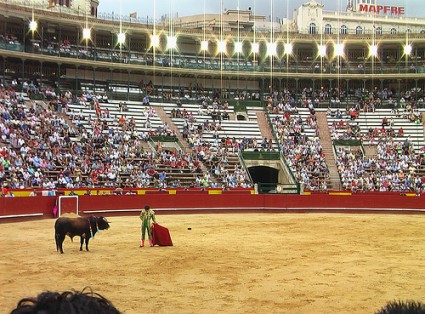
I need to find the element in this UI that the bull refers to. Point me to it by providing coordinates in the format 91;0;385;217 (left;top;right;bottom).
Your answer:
55;216;110;254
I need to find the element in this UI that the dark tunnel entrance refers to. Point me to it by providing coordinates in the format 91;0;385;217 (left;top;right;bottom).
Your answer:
248;166;279;193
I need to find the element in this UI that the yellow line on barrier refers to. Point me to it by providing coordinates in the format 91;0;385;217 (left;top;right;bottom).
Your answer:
208;190;222;195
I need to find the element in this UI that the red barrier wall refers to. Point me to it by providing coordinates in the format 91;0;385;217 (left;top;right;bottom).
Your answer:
1;192;424;222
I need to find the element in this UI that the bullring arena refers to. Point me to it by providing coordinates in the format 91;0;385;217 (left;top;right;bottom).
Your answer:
1;0;425;312
1;210;425;313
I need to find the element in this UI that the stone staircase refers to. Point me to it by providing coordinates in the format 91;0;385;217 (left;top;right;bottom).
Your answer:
154;106;191;153
255;110;275;141
154;106;210;176
316;112;341;190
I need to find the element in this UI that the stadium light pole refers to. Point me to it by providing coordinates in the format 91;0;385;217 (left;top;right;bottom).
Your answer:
268;0;274;96
219;0;224;100
82;10;91;53
252;0;258;71
168;0;176;97
201;0;207;96
236;0;241;96
29;0;37;44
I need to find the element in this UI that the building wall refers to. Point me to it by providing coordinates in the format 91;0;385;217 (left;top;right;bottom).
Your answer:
296;0;425;34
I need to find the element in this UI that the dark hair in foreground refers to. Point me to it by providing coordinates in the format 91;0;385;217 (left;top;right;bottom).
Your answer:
10;287;121;314
376;300;425;314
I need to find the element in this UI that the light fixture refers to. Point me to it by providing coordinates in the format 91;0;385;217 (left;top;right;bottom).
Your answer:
234;42;243;54
267;42;276;56
334;43;344;57
151;34;160;48
201;40;208;51
252;42;259;54
117;32;126;45
404;44;412;56
82;28;91;40
167;36;177;49
29;20;37;32
218;40;226;53
284;43;293;55
318;44;326;57
369;44;378;57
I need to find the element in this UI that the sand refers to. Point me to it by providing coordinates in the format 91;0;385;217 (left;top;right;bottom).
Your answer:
1;213;425;313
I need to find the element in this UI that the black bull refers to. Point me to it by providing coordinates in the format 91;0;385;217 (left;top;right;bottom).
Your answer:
55;216;110;254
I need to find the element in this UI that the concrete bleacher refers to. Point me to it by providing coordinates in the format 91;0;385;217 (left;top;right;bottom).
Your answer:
162;102;268;148
327;108;425;153
65;100;216;187
268;107;319;140
67;101;165;135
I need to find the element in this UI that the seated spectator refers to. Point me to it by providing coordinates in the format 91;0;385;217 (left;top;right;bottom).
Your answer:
143;96;150;106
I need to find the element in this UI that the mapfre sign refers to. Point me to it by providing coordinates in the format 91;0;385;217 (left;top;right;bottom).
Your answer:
358;4;405;15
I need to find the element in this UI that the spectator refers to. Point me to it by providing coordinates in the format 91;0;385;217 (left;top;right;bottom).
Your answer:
10;288;121;314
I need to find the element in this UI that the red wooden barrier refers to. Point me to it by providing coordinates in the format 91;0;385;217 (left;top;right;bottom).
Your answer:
0;192;424;223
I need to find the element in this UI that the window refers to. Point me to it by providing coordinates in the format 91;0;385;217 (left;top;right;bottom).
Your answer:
325;24;332;35
390;28;397;34
375;27;382;35
355;26;363;35
309;23;317;35
340;25;348;35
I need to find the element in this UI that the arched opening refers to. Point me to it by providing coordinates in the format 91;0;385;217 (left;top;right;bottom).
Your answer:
248;166;279;193
236;114;247;121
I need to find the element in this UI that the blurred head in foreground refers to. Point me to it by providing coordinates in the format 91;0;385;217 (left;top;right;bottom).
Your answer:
10;288;121;314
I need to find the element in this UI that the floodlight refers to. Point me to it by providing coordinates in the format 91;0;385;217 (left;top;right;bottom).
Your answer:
318;45;326;57
284;43;293;55
252;42;259;54
201;40;208;51
334;43;344;57
404;44;412;56
168;36;177;49
29;20;37;32
369;44;378;57
117;32;126;45
151;34;160;48
218;40;226;53
234;42;243;54
82;28;91;40
267;42;276;56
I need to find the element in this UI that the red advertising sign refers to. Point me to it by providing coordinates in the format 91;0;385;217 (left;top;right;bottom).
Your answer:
358;4;405;15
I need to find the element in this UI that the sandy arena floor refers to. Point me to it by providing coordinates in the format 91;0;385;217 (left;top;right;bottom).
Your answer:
1;213;425;313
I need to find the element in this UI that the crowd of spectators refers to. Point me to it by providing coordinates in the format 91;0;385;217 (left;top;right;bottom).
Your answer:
168;98;254;189
335;141;424;192
267;96;330;191
0;81;253;190
1;74;424;193
328;92;425;193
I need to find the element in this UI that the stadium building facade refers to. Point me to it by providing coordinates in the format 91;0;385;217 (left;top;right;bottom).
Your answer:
0;0;424;100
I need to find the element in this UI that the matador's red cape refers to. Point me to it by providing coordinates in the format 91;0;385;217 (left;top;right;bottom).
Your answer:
152;223;173;246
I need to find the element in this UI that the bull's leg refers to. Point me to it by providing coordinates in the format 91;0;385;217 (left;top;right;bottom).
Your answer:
85;238;90;251
55;233;59;252
79;236;84;251
57;234;65;254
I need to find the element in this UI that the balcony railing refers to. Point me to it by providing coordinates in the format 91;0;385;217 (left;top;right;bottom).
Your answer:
1;41;424;76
